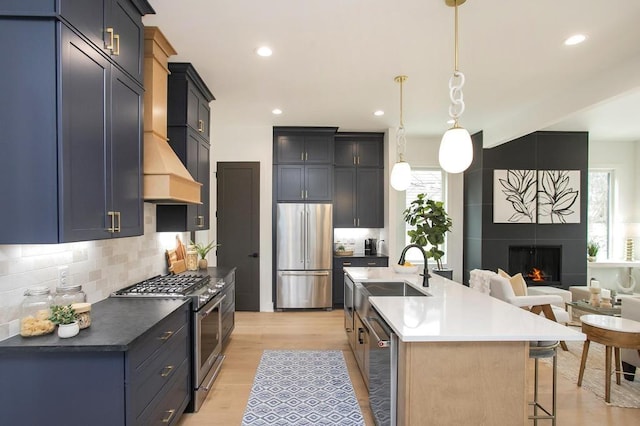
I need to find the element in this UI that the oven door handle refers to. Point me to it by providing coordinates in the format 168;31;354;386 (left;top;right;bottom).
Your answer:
202;294;226;316
362;316;391;348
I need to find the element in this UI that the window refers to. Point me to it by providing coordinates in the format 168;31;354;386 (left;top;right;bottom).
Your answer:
588;170;612;258
404;168;445;263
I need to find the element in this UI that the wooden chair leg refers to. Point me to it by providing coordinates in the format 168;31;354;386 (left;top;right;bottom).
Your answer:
614;347;622;385
578;339;590;387
605;346;612;403
538;304;568;351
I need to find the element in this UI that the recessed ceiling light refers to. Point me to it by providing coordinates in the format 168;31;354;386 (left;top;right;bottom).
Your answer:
272;108;282;115
564;34;586;46
374;110;384;116
256;46;273;57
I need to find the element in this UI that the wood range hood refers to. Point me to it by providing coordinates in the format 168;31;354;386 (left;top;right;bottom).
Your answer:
142;27;202;205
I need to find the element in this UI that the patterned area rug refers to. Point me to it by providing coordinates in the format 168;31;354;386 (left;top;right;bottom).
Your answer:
242;350;365;425
543;338;640;408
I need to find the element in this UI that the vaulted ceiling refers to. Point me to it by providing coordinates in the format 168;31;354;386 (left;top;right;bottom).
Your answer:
144;0;640;147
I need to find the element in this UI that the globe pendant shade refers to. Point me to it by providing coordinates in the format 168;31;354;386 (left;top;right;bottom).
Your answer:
439;127;473;173
390;161;412;191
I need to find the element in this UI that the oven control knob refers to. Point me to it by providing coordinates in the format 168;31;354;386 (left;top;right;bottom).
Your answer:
199;295;209;304
207;288;217;294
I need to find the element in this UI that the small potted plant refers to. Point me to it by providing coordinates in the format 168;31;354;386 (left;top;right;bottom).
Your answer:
587;241;599;262
403;194;453;279
191;240;220;269
49;305;79;338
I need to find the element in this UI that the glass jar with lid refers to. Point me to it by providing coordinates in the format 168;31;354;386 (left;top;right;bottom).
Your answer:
20;286;55;337
54;284;86;306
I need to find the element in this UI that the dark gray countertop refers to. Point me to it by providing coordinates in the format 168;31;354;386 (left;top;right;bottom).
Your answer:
0;298;190;353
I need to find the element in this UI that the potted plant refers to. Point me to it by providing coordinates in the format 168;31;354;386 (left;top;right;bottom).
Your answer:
191;240;220;269
49;305;79;338
587;241;599;262
403;194;453;279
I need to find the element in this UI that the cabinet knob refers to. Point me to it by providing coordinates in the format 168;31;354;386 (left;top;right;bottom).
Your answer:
160;365;174;377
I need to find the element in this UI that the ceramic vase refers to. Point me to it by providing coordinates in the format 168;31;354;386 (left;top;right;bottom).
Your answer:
198;258;208;269
58;321;79;338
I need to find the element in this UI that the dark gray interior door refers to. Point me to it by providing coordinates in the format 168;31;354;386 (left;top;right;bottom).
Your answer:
217;162;260;311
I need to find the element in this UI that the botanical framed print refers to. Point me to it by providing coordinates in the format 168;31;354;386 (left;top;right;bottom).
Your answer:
537;170;580;224
493;169;537;223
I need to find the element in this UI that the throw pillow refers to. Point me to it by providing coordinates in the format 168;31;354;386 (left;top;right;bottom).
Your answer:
497;268;527;297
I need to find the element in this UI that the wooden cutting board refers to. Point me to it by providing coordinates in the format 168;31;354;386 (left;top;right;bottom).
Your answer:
166;249;186;274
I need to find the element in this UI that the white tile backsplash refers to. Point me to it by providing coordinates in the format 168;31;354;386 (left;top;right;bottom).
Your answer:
0;203;187;341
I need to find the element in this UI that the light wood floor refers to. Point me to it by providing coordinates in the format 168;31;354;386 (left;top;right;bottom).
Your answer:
178;311;639;425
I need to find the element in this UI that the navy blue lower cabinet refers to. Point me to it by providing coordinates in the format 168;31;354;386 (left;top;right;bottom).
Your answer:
0;302;190;425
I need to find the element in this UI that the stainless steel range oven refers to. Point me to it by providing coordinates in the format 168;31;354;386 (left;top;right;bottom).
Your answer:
111;272;229;412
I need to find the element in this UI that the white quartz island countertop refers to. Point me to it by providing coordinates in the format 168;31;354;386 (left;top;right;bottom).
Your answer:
344;267;586;343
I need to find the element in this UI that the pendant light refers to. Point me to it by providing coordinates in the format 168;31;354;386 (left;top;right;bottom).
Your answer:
390;75;411;191
438;0;473;174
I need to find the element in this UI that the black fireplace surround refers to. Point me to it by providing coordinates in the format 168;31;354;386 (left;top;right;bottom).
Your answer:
509;245;562;287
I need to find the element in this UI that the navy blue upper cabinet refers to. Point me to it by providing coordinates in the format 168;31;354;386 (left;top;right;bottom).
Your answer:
0;1;150;243
274;127;337;164
157;63;215;232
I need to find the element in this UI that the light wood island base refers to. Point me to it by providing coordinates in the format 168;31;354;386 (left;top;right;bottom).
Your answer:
397;341;528;426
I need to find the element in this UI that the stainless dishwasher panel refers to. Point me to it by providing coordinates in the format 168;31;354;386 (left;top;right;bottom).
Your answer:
364;310;398;426
276;270;332;309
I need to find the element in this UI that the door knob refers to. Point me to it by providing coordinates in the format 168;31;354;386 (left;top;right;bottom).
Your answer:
248;253;259;258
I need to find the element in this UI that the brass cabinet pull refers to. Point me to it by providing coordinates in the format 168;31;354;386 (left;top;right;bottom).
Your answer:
305;152;308;161
159;330;174;340
197;215;204;227
353;218;356;226
301;152;304;161
105;27;114;50
107;211;116;233
161;409;176;423
357;218;360;227
160;365;174;377
353;156;356;165
367;262;376;266
343;262;352;266
304;190;308;199
301;190;304;199
357;156;360;165
112;34;120;56
115;211;121;232
198;119;204;132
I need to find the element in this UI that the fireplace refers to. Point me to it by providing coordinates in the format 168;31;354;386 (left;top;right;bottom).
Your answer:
508;245;562;287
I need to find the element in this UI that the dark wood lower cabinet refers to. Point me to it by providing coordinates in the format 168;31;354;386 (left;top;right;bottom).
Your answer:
0;303;190;425
333;256;389;307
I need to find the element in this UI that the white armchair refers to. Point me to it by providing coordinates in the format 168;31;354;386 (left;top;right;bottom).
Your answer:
621;297;640;380
488;272;570;350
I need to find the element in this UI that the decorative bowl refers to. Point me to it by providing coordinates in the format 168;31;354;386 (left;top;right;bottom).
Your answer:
392;263;420;274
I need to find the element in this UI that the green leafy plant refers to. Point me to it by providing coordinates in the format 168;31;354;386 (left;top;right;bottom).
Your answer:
49;305;78;325
587;241;599;257
403;194;453;270
191;240;220;259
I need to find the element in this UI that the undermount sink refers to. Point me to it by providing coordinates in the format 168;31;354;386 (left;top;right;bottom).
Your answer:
360;281;429;297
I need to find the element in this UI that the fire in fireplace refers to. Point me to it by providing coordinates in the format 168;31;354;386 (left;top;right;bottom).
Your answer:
508;246;562;287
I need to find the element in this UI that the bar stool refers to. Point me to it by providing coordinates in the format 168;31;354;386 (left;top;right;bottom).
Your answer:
529;341;559;425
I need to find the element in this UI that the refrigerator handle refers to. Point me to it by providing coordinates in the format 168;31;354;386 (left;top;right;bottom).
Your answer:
300;210;305;264
280;271;330;276
306;210;310;263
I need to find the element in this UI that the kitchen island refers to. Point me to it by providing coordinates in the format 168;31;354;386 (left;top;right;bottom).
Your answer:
345;267;585;426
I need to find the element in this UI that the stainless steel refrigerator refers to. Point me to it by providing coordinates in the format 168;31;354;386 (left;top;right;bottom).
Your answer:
276;203;332;309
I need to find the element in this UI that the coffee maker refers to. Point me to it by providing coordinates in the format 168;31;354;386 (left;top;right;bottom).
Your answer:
365;238;377;255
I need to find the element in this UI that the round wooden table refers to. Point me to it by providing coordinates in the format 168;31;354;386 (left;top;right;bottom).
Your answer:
577;314;640;402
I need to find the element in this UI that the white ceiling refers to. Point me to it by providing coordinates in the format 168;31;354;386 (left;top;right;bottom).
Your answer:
143;0;640;147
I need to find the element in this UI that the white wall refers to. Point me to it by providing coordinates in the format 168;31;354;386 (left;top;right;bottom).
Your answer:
589;140;639;260
386;130;464;282
0;204;186;340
